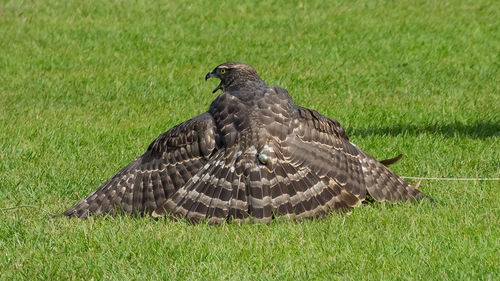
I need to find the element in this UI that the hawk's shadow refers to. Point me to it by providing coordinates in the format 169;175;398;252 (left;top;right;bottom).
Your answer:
348;121;499;139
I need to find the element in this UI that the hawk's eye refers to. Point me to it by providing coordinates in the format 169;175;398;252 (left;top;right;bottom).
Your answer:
220;68;226;74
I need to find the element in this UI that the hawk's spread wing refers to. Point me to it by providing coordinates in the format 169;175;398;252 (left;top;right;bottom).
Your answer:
288;104;430;205
151;86;430;223
65;62;432;222
63;112;217;218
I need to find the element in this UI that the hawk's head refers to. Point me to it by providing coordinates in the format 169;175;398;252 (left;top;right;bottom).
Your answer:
205;62;261;93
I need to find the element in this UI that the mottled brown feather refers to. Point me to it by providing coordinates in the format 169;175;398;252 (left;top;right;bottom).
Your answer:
64;62;432;222
63;112;217;218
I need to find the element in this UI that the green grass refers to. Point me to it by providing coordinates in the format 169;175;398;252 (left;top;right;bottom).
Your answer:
1;0;499;279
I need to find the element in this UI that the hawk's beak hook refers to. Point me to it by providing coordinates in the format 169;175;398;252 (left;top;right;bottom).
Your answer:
205;71;222;93
205;72;215;81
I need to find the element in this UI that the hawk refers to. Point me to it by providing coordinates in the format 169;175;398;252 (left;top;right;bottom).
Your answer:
63;62;432;223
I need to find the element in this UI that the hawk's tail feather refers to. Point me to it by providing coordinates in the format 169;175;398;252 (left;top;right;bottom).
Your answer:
379;154;403;167
273;144;339;220
297;171;330;218
270;161;295;218
276;139;364;218
152;148;431;224
272;153;311;219
247;164;273;223
152;151;234;223
205;163;233;223
295;160;338;218
228;174;250;222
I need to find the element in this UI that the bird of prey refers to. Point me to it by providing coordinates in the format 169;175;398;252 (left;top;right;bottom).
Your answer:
63;62;432;223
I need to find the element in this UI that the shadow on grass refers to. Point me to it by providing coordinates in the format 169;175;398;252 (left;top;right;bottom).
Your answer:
349;121;500;139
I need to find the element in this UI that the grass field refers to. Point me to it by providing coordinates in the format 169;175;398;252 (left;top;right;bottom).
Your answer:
1;0;499;280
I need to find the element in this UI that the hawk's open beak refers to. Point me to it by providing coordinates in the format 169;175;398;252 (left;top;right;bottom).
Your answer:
205;72;216;81
205;71;223;93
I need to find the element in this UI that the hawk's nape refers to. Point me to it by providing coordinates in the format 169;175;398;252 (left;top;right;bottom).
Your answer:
63;62;432;222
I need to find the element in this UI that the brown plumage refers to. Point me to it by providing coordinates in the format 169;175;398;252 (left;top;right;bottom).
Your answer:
63;62;432;222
